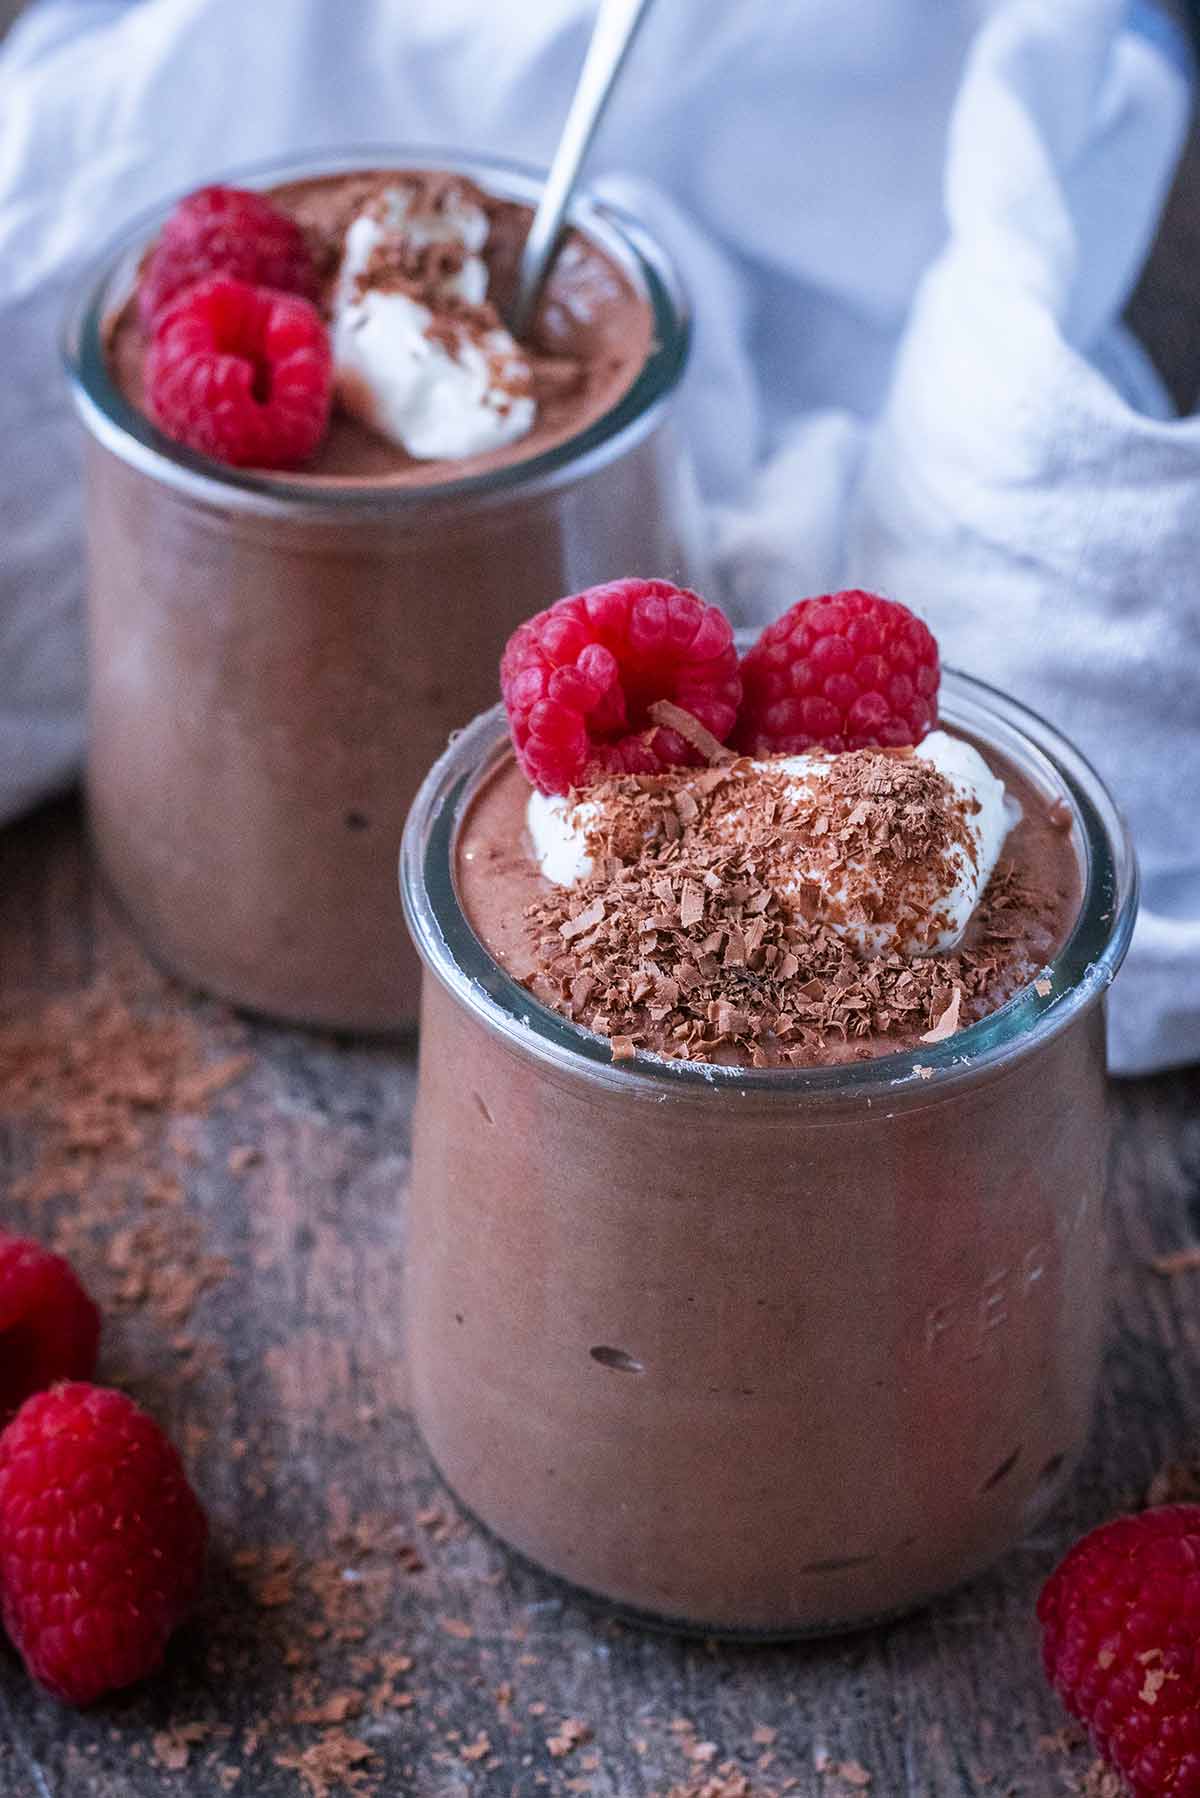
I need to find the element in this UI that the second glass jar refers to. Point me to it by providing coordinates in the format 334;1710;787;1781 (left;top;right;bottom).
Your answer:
65;149;699;1032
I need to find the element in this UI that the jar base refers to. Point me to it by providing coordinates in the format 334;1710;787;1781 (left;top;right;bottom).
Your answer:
90;847;420;1038
414;1431;1078;1643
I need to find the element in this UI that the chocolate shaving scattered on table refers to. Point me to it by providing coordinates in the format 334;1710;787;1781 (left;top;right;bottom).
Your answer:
524;751;1054;1065
0;977;242;1330
1148;1244;1200;1277
1144;1459;1200;1506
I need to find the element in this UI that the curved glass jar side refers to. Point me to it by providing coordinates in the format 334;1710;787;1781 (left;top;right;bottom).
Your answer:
400;669;1138;1108
407;961;1108;1633
62;146;691;522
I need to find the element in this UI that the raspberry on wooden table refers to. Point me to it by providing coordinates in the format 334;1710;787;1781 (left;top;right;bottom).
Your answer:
736;589;939;755
500;578;742;795
138;185;320;329
147;275;333;469
0;1232;99;1423
1038;1505;1200;1796
0;1383;208;1705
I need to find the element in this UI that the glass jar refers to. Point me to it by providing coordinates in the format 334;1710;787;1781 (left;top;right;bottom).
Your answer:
400;670;1137;1636
63;149;699;1032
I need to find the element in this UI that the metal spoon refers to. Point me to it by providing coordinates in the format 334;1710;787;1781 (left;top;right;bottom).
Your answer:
508;0;656;341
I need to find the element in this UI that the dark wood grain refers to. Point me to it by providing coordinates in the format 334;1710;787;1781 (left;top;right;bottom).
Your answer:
1129;92;1200;414
0;794;1197;1798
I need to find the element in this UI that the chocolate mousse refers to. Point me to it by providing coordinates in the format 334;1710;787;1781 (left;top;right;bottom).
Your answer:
74;161;689;1031
105;168;654;484
456;734;1080;1067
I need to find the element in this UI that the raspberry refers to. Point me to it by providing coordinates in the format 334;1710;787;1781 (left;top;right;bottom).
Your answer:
147;275;333;469
735;589;939;754
0;1232;99;1424
0;1383;208;1705
138;184;320;329
500;579;742;795
1038;1506;1200;1796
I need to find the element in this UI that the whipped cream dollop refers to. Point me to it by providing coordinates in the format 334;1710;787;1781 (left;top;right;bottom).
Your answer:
331;182;535;461
526;730;1022;957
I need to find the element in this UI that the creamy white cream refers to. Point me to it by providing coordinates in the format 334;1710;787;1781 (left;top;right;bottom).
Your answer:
908;730;1021;946
526;730;1021;957
331;190;535;461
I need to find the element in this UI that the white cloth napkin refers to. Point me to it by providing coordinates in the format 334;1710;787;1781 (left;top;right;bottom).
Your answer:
0;0;1194;1071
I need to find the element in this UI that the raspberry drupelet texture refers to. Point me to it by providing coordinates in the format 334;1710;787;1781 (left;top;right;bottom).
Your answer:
501;579;742;795
0;1383;208;1705
137;185;320;329
147;275;333;469
736;589;939;755
1038;1505;1200;1796
0;1232;100;1424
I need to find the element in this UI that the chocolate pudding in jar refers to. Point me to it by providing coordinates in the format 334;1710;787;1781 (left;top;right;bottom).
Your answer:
64;152;697;1031
401;582;1137;1636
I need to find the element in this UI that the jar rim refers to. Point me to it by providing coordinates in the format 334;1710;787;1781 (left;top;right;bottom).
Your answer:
400;666;1138;1100
61;145;691;520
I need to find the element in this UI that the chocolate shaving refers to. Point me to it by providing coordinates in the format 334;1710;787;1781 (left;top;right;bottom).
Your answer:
680;881;706;929
520;752;1060;1067
1149;1246;1200;1277
920;984;963;1044
647;701;736;766
560;898;605;941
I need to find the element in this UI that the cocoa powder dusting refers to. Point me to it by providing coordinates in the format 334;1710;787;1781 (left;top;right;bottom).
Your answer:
525;752;1055;1065
356;232;471;303
291;170;481;286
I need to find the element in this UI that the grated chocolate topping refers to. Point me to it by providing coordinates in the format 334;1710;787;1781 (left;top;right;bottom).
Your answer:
521;748;1056;1066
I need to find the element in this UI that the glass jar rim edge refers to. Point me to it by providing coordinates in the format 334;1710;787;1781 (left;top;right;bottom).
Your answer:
62;145;692;517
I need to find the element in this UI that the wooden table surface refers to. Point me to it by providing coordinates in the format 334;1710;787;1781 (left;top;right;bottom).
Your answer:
2;812;1199;1798
2;39;1200;1798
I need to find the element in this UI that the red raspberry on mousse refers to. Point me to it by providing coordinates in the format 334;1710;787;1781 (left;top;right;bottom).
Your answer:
736;589;939;755
0;1231;99;1424
1038;1505;1200;1796
138;184;320;329
147;274;333;469
500;578;742;796
0;1383;208;1705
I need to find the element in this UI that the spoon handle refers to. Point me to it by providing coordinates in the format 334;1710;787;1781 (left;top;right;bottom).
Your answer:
508;0;656;340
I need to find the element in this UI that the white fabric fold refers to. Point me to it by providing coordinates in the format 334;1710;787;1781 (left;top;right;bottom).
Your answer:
0;0;1195;1069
